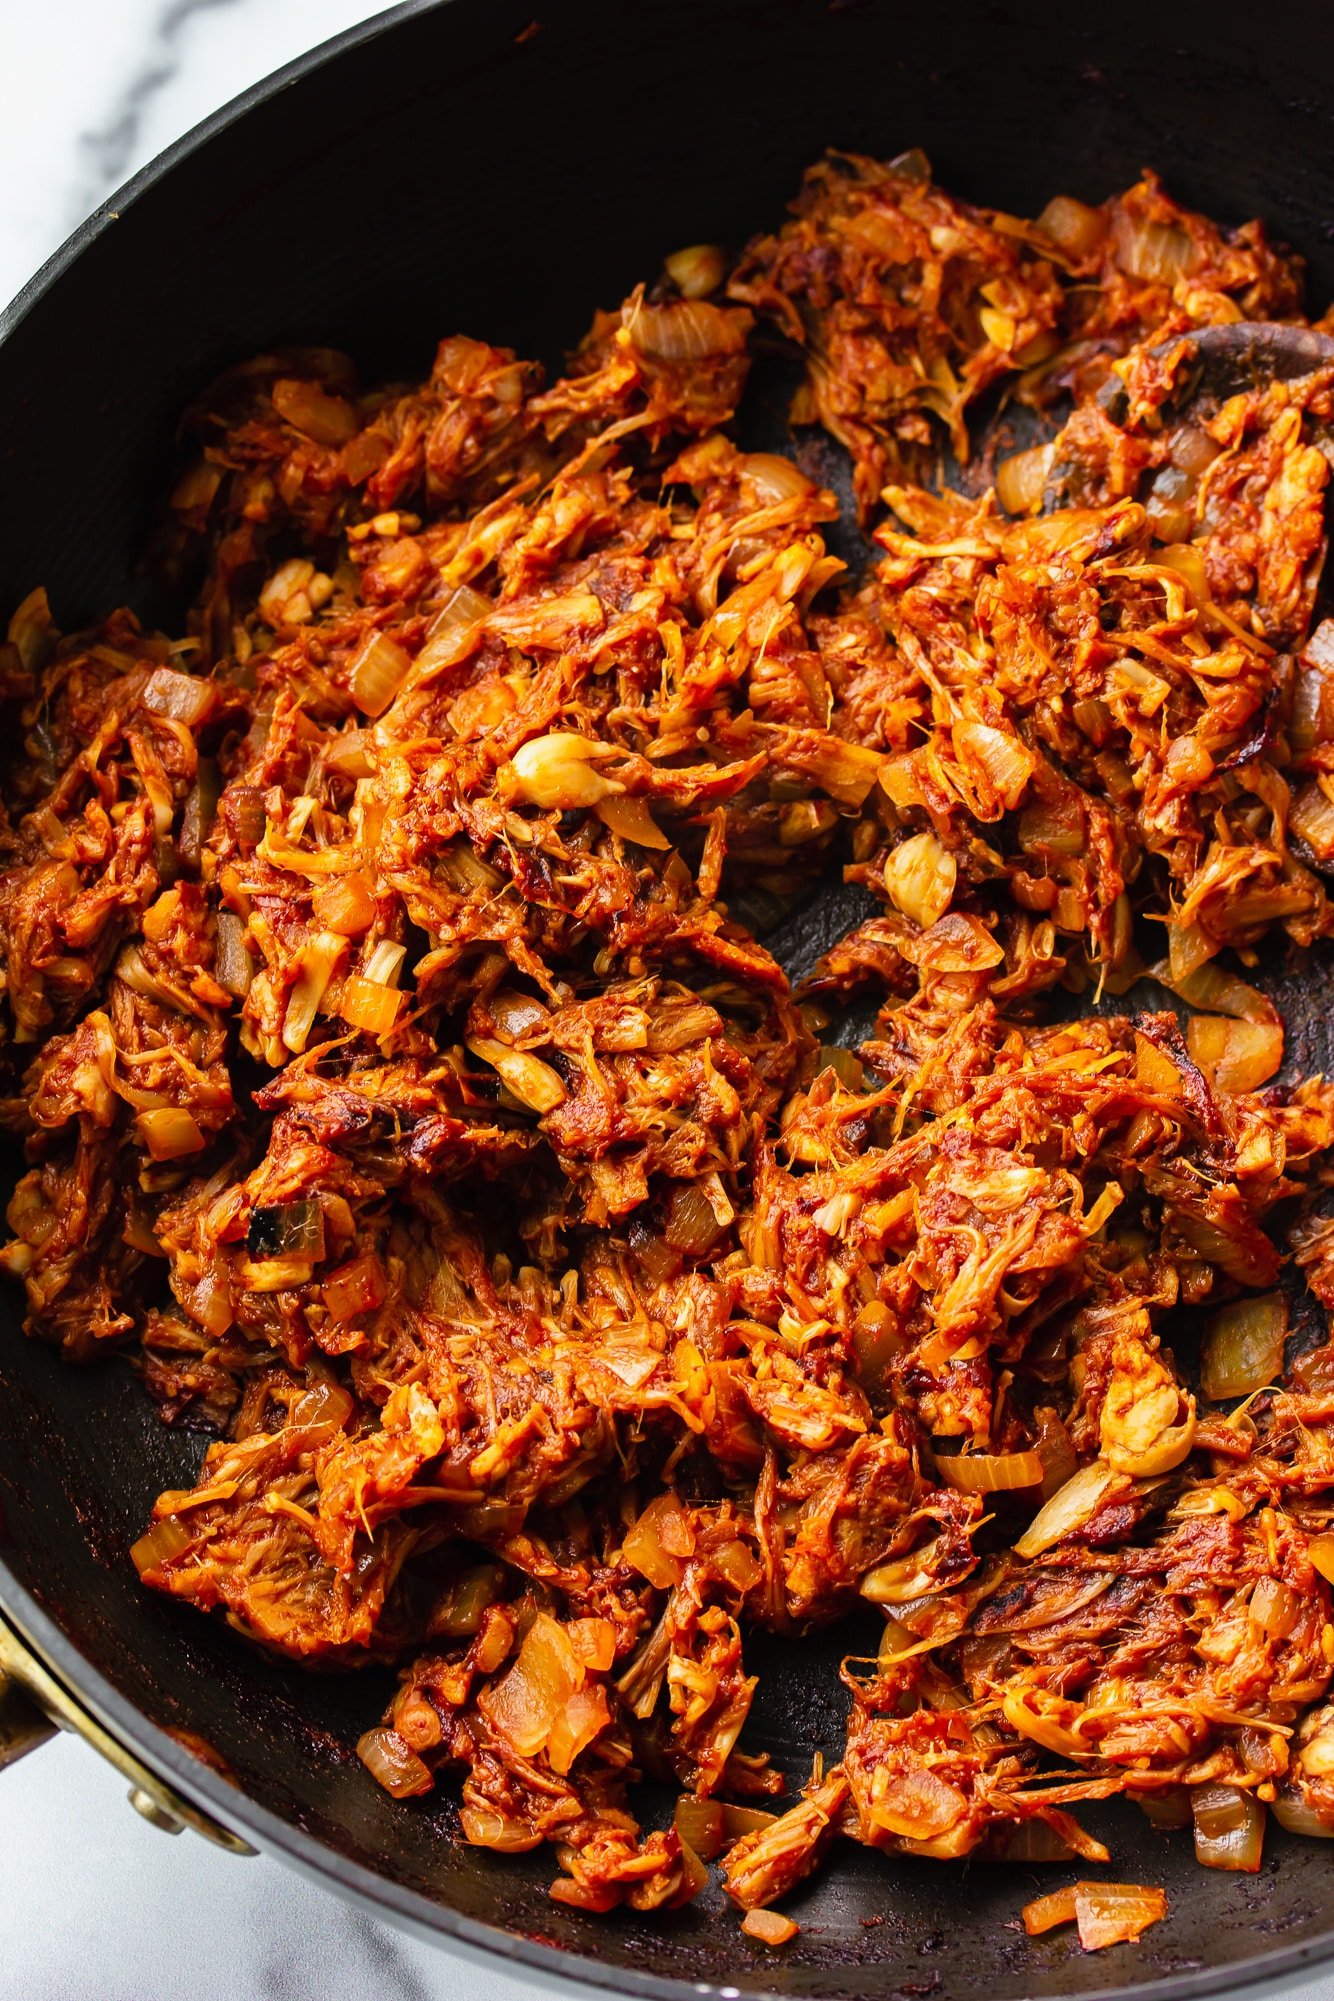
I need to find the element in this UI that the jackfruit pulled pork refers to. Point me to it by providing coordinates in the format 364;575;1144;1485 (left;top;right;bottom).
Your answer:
4;152;1334;1926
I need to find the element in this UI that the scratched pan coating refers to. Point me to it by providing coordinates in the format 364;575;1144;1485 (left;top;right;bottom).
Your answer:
3;2;1334;1996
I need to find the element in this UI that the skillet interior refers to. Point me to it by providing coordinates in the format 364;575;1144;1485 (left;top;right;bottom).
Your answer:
4;1;1334;1994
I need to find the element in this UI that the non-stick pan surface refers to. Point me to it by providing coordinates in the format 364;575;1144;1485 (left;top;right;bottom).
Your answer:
4;3;1334;1996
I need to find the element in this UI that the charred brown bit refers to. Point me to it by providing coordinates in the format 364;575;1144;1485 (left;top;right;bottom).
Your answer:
6;151;1334;1929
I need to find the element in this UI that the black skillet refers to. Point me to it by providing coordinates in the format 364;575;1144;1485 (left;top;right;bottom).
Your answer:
5;1;1334;1995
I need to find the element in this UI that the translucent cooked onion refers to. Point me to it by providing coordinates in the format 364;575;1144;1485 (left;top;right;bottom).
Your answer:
1111;211;1197;283
356;1725;434;1798
142;665;216;727
674;1793;725;1861
1270;1790;1334;1838
996;443;1054;516
415;585;492;680
271;376;359;448
1192;1784;1265;1871
936;1448;1044;1494
1201;1294;1287;1401
624;297;747;362
1073;1883;1169;1951
1022;1885;1078;1936
1187;1014;1283;1094
884;830;956;930
1037;194;1107;259
1014;1461;1120;1559
322;1252;388;1323
1290;779;1334;863
663;1179;726;1254
1308;1534;1334;1584
129;1515;193;1575
432;1564;506;1638
952;718;1035;811
721;1802;779;1839
623;1490;695;1588
594;793;671;848
1017;795;1084;855
347;630;412;717
664;243;727;299
738;453;813;506
460;1805;543;1853
339;977;404;1037
135;1107;206;1161
290;1379;355;1441
740;1909;798;1947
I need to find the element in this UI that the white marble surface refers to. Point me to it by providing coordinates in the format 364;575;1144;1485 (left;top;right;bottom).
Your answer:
2;5;1334;1999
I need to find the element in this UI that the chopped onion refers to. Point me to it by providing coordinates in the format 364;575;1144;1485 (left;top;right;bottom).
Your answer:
741;1909;798;1947
272;376;359;447
326;728;375;779
1192;1784;1265;1871
1270;1790;1334;1839
1022;1885;1078;1936
1201;1294;1287;1401
721;1802;778;1839
1290;780;1334;863
663;1179;726;1254
136;1107;206;1161
624;297;747;363
323;1252;388;1323
290;1379;355;1442
664;243;727;299
623;1490;695;1588
488;988;551;1040
674;1794;725;1861
738;453;813;506
1187;1014;1283;1095
996;443;1054;517
339;977;404;1037
1136;1789;1193;1830
141;666;216;728
1023;1881;1168;1949
129;1515;193;1575
356;1725;434;1799
867;1763;966;1839
415;585;491;680
1037;194;1107;260
459;1806;542;1853
936;1448;1044;1494
952;718;1035;811
1014;1461;1120;1559
1073;1883;1169;1951
348;631;412;717
1018;795;1085;855
595;794;671;849
884;830;956;930
1111;211;1197;283
981;1819;1078;1863
1308;1534;1334;1584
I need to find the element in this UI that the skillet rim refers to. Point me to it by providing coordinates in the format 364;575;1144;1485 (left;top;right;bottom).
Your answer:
1;3;1334;1994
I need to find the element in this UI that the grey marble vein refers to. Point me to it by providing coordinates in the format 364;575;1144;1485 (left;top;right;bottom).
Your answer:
69;0;244;225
